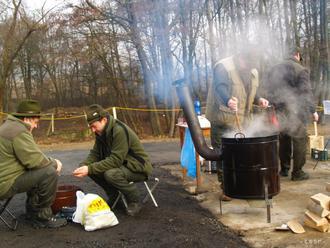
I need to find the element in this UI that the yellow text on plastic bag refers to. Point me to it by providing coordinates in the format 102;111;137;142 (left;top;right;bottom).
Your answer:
87;197;110;214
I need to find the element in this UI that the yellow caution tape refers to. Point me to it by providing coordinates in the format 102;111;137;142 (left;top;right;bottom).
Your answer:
107;107;182;112
1;104;324;120
0;107;182;120
40;115;86;121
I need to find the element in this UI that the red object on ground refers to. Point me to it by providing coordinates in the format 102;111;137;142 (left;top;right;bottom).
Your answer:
51;184;81;214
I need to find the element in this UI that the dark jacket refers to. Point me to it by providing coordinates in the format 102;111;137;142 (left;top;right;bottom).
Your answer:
0;115;57;198
83;114;152;177
267;57;315;124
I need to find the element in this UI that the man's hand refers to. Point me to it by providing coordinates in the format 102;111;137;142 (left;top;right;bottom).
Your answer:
313;112;319;122
54;159;62;174
227;97;238;111
258;98;269;109
73;166;88;178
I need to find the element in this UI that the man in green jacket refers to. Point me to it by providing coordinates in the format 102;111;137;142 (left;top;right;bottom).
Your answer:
0;100;67;228
73;104;153;216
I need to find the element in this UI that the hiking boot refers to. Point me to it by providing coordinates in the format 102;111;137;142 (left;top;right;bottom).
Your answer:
126;202;141;217
280;169;289;177
291;171;309;181
28;216;67;229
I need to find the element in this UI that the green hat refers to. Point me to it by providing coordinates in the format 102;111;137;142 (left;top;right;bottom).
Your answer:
12;100;42;117
287;46;303;61
288;46;301;55
85;104;107;125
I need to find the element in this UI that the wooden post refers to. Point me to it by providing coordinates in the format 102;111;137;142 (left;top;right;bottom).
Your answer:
179;126;187;181
196;152;201;191
84;112;89;127
178;125;210;192
112;107;117;119
51;113;54;133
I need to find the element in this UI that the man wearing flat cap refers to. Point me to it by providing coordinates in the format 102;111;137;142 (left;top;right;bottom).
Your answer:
73;104;152;216
0;100;67;228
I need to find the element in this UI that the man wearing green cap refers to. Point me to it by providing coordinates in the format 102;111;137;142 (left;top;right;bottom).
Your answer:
0;100;67;228
73;104;153;216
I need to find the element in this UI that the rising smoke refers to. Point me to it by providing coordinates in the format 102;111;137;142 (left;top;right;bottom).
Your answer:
223;112;279;138
216;12;316;139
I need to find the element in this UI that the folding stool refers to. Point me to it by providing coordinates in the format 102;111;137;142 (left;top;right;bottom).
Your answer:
0;197;18;230
112;177;160;209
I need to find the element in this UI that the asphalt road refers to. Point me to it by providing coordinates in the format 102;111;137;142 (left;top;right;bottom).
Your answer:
46;140;182;176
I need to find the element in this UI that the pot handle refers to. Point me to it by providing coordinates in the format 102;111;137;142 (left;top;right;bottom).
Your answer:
234;132;245;140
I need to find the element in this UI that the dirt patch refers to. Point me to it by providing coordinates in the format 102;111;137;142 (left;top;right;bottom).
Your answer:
0;166;249;248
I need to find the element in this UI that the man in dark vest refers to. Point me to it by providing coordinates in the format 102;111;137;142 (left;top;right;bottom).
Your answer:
206;49;269;200
267;47;318;181
0;100;67;228
73;104;153;216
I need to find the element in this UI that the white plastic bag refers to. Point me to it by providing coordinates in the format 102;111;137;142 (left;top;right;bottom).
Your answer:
72;190;85;224
73;190;119;231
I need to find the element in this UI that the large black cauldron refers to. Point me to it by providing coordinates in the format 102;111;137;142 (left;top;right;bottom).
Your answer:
221;134;280;199
173;79;280;199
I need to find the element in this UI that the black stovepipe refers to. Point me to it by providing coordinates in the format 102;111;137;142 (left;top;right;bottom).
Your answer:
173;78;222;161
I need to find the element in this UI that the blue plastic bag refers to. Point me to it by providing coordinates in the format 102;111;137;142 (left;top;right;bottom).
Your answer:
180;128;196;178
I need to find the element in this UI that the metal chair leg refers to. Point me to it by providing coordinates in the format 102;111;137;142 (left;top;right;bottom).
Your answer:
112;192;128;209
142;178;159;207
112;178;159;209
0;198;18;231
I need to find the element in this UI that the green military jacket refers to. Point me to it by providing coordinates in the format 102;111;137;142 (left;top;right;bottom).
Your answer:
0;115;57;198
206;56;259;126
83;114;152;177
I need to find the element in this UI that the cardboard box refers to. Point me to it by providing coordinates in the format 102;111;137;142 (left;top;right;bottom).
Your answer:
309;122;324;150
309;136;324;151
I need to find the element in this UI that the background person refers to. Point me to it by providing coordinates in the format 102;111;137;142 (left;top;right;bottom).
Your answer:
266;47;318;181
205;48;269;200
73;104;153;216
0;100;67;228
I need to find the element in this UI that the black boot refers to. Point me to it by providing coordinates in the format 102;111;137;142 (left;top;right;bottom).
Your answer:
279;168;289;177
291;170;309;181
126;202;141;216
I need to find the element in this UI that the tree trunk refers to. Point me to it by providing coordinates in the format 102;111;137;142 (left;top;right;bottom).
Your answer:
283;0;291;47
126;0;162;136
319;0;329;100
289;0;299;47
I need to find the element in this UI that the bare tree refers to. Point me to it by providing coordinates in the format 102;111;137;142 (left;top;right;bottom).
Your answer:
0;0;41;113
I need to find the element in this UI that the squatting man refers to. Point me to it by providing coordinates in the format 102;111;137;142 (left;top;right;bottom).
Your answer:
73;104;153;216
